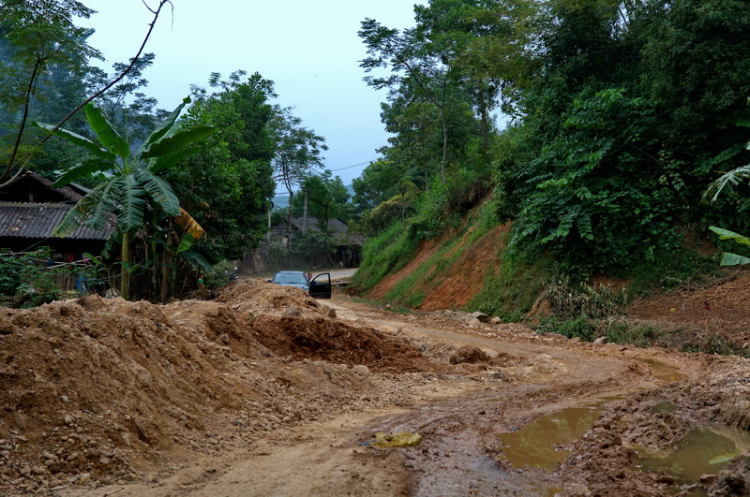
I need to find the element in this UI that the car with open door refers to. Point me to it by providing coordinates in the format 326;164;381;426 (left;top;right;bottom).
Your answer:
270;271;332;299
308;272;332;299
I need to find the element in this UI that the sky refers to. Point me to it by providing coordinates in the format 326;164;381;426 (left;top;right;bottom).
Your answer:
81;0;424;192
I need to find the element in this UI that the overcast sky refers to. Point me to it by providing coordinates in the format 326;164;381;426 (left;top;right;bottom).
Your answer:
82;0;423;191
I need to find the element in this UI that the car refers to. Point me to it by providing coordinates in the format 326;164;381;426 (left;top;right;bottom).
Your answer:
270;271;332;299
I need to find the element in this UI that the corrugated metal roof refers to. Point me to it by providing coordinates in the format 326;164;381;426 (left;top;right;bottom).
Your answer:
0;202;113;240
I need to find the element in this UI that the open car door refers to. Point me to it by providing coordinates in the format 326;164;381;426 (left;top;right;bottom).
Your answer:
309;273;332;299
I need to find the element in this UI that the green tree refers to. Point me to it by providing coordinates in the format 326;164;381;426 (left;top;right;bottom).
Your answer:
0;0;173;187
171;71;277;261
360;16;477;184
291;171;353;226
0;0;100;182
270;106;328;233
37;98;215;299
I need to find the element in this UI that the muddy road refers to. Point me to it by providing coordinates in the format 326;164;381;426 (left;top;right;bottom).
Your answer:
29;287;747;497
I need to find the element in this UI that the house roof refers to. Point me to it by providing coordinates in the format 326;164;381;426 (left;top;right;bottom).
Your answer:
0;202;113;240
276;215;366;245
0;171;85;204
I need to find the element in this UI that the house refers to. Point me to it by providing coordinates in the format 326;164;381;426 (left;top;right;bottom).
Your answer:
242;215;364;274
0;171;113;261
278;215;364;267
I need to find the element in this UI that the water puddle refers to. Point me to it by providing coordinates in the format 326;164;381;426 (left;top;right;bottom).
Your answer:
634;358;685;382
498;406;602;469
650;401;679;414
636;425;750;485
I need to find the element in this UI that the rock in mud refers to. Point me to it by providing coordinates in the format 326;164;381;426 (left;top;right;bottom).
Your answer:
709;453;750;496
470;311;490;323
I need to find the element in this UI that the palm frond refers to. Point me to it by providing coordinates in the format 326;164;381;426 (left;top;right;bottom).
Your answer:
135;168;180;217
85;104;131;162
83;179;121;231
136;96;191;156
52;159;113;188
116;174;147;232
33;121;116;163
174;207;205;240
142;126;216;159
704;164;750;202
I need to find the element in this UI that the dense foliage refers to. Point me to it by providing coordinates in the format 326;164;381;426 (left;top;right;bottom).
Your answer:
354;0;750;301
0;1;341;302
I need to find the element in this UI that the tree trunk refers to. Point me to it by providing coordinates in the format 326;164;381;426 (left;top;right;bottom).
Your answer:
302;189;308;233
286;190;294;234
479;82;488;153
121;232;130;300
161;252;170;304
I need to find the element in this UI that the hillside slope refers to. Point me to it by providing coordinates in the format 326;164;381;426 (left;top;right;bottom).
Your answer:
368;223;509;311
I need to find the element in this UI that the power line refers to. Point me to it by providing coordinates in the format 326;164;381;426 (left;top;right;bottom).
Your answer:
328;159;378;173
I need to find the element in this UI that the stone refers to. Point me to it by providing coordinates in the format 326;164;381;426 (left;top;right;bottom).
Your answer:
470;311;490;323
490;317;503;325
353;365;369;375
283;307;301;317
327;308;337;318
468;318;483;328
593;337;608;345
658;474;674;485
12;411;26;430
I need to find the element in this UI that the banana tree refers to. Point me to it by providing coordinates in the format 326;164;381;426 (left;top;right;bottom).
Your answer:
35;97;215;299
706;161;750;266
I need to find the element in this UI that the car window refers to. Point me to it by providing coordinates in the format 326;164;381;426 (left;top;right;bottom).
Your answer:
273;273;307;284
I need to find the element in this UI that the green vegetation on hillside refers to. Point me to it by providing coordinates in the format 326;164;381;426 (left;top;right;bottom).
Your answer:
353;0;750;321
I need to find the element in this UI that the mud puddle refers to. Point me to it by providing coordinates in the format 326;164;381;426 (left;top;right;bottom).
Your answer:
635;425;750;486
635;357;686;382
498;406;603;469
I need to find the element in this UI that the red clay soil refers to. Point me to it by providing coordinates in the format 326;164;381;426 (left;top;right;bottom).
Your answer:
0;280;440;491
367;238;439;300
628;268;750;346
420;224;508;311
367;222;509;311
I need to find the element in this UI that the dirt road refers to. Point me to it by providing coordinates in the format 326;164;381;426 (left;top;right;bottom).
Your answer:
37;288;750;497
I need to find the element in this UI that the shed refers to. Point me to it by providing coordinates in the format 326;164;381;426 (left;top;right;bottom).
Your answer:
0;171;113;259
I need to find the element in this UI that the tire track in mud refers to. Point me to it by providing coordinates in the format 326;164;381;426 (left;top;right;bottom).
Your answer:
64;297;717;497
327;300;704;496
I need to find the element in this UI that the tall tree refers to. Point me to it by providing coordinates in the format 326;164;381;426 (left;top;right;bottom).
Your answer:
360;16;475;183
270;106;328;234
0;0;100;182
171;71;277;261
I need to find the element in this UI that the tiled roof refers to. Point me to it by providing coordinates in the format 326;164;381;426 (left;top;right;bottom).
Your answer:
0;202;113;240
276;216;366;245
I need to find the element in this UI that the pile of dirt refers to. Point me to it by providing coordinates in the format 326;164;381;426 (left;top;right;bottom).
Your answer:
250;315;442;374
628;268;750;346
0;280;441;494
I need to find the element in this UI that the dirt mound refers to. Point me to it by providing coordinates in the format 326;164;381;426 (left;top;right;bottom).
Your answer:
0;280;440;493
628;268;750;346
251;315;442;374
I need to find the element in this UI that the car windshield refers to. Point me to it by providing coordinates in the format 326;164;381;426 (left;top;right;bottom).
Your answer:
273;273;308;285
